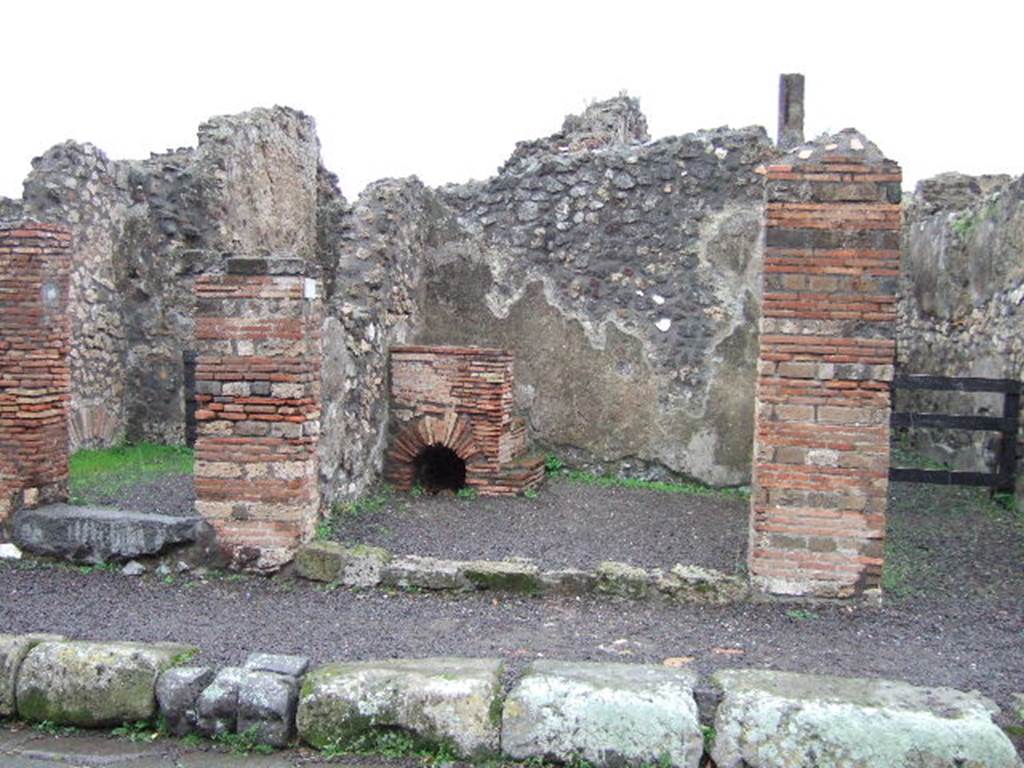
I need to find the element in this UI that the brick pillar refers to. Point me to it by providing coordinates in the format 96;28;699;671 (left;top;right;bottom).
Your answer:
193;257;322;571
0;222;72;526
750;131;902;599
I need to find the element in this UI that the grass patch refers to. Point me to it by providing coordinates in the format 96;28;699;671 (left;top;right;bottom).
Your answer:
317;486;395;540
69;443;193;503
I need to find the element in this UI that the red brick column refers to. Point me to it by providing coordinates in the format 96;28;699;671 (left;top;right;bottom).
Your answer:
193;258;322;571
0;222;72;525
750;132;902;598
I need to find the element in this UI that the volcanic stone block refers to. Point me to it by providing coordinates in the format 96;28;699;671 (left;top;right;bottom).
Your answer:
196;667;247;736
0;634;64;718
502;660;703;768
245;652;310;679
15;641;197;726
237;671;299;748
13;504;203;563
296;657;504;758
710;669;1021;767
156;666;215;736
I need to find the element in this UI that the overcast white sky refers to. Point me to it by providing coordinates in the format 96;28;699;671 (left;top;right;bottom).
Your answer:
2;1;1022;199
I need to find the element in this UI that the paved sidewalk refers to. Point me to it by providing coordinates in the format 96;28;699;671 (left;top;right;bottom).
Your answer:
0;724;411;768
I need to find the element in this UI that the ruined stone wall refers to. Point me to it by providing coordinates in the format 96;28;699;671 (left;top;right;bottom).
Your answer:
416;98;777;486
898;172;1024;483
3;97;780;500
3;107;322;449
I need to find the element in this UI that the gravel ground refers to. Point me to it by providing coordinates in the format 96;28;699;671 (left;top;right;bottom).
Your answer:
75;474;195;517
331;479;749;572
1;483;1022;729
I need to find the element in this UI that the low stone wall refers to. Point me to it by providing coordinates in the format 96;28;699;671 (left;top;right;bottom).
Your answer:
293;541;748;603
1;632;1019;767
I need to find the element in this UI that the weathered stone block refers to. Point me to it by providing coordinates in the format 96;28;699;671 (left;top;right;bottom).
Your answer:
539;568;598;595
15;641;197;726
13;504;203;564
245;652;310;679
595;561;651;598
293;541;345;583
196;666;247;736
655;564;748;604
237;671;299;748
711;670;1021;767
462;559;541;593
381;555;472;591
296;657;504;757
156;666;214;736
502;660;703;768
0;634;64;718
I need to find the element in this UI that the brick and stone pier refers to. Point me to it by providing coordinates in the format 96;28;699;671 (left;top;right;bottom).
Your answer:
0;222;72;525
193;257;323;571
750;131;902;598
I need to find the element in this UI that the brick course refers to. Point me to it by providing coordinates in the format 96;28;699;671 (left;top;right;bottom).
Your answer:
193;258;322;571
0;222;72;524
750;133;901;598
385;346;544;496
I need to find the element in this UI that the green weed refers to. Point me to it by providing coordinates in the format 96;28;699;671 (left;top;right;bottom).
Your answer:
456;486;478;500
33;720;79;736
562;469;748;500
319;729;457;763
212;726;275;755
544;453;566;474
112;720;162;743
318;486;395;539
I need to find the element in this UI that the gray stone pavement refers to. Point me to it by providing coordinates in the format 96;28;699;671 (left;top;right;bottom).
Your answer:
0;723;417;768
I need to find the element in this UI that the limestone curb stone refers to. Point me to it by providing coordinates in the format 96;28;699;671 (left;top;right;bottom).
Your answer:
710;669;1022;768
156;666;215;736
655;565;749;604
294;542;391;586
237;670;300;748
538;568;598;595
501;660;704;768
12;505;203;564
461;559;542;593
293;542;345;583
296;657;504;758
294;543;748;603
381;555;472;591
595;561;651;598
15;640;197;727
0;634;64;718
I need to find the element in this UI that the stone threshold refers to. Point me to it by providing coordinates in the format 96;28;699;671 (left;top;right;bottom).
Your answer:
293;540;749;603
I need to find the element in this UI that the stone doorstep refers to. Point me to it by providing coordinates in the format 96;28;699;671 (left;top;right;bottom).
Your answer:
293;540;749;604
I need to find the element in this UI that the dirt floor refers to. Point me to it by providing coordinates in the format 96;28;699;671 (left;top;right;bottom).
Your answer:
330;479;749;572
2;480;1022;742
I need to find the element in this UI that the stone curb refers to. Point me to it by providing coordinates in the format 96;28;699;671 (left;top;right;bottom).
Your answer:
2;633;1020;767
294;541;749;604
